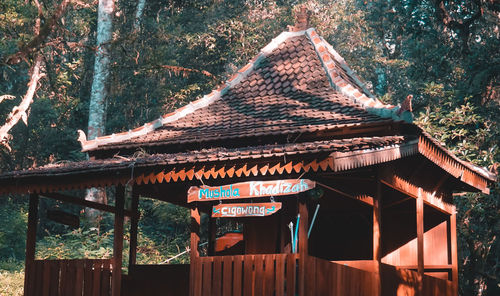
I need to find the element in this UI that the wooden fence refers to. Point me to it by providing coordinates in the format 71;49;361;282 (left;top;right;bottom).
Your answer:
24;259;113;296
191;253;298;296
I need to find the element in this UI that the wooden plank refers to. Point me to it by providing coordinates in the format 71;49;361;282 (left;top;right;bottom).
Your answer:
450;212;458;296
275;254;285;296
304;255;316;296
298;202;309;296
264;254;275;296
112;185;125;296
208;216;216;256
128;193;140;267
316;182;374;206
74;260;84;296
233;255;243;296
59;260;68;295
193;257;203;296
222;256;233;296
34;261;43;296
93;261;102;296
101;260;111;296
42;261;51;296
202;258;213;296
213;256;223;296
254;255;264;295
41;192;135;217
286;254;296;296
243;255;254;296
190;207;201;296
83;260;93;296
24;194;39;296
49;260;60;296
417;191;424;296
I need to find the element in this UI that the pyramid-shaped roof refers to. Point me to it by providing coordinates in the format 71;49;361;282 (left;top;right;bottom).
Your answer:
80;28;404;152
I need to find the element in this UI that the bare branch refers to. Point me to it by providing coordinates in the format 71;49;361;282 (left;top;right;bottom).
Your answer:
0;55;45;151
3;0;71;65
0;95;16;104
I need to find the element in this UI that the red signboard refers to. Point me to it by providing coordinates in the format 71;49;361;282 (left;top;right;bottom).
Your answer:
212;202;282;218
187;179;315;203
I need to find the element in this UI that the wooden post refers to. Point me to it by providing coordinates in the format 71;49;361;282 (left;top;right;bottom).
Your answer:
298;201;309;296
416;188;424;295
189;207;201;296
373;180;382;296
24;193;39;296
208;215;216;256
450;209;458;296
112;185;125;296
128;193;139;267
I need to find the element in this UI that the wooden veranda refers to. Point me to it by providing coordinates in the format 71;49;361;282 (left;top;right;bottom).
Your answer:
0;11;495;296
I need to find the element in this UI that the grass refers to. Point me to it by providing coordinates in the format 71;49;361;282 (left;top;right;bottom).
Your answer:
0;261;24;296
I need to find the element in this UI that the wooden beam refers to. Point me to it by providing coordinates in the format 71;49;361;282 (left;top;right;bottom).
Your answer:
189;207;201;296
298;201;309;296
112;185;125;296
207;215;216;256
373;180;382;296
128;192;140;267
40;192;136;217
316;181;374;206
24;194;39;296
450;210;458;296
378;168;453;214
416;190;424;296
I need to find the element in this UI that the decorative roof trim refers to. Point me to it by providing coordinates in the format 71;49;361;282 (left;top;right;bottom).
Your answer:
304;28;411;122
79;30;309;152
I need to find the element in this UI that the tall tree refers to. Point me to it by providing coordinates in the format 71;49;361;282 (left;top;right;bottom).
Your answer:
86;0;115;212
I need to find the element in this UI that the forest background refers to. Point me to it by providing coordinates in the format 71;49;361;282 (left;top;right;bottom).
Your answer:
0;0;498;295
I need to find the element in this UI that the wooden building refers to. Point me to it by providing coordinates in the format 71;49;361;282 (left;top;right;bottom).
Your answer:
0;11;495;296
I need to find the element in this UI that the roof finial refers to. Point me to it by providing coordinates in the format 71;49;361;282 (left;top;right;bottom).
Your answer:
289;5;309;32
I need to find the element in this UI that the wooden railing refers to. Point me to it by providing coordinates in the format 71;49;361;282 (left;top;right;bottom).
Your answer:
24;259;113;296
191;253;298;296
304;256;378;296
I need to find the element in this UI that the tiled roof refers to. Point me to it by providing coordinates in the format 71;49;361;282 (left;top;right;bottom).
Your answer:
80;28;403;152
2;136;408;180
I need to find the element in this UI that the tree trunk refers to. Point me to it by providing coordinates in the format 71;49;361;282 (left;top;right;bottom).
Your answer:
133;0;146;32
86;0;115;218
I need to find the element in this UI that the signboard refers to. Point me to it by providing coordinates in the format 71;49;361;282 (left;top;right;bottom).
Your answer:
187;179;315;203
212;202;282;218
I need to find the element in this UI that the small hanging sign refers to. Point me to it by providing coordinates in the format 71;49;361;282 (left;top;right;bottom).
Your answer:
212;202;282;218
187;179;315;203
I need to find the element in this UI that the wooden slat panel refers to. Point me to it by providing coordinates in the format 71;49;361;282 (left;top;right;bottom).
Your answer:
92;261;102;296
202;258;213;296
305;255;316;296
243;255;254;296
222;256;233;296
49;261;60;296
42;261;51;296
264;254;275;296
101;260;111;296
232;255;243;296
275;254;285;296
59;260;68;295
213;256;223;296
84;260;94;296
74;260;84;296
286;254;296;296
254;255;264;295
34;260;44;295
